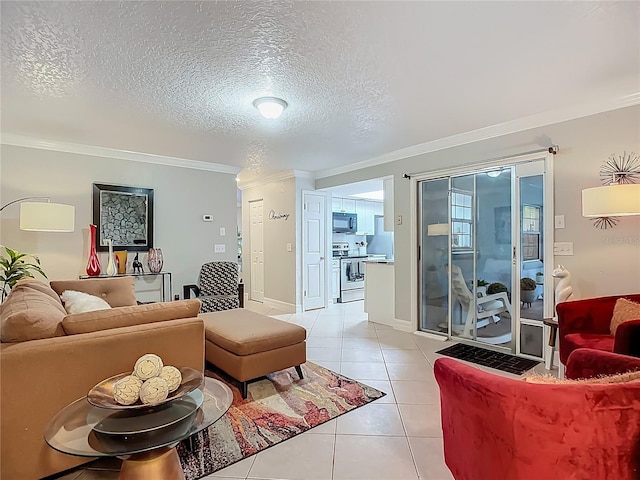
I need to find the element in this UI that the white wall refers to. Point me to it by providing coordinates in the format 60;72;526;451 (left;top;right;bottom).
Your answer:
0;145;238;299
317;105;640;325
242;176;297;310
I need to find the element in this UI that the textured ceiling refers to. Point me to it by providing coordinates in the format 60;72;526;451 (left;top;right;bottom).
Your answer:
2;1;639;180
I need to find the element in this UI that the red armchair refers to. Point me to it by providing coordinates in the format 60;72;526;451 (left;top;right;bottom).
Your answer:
434;349;640;480
556;293;640;365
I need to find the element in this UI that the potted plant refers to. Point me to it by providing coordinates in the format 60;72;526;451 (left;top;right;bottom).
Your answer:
520;277;537;307
476;279;488;296
486;282;508;295
0;246;47;302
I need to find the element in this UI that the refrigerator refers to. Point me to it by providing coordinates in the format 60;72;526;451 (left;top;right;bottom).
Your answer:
366;216;394;259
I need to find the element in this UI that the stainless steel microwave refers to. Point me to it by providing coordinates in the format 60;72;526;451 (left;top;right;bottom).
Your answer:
333;212;357;233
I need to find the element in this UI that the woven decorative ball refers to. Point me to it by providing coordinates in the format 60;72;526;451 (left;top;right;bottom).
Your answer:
139;377;169;404
133;354;163;380
159;366;182;393
113;375;143;405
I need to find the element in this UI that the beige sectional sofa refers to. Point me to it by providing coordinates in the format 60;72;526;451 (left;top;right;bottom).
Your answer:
0;277;205;480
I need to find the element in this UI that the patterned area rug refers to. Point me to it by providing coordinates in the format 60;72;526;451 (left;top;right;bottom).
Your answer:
177;362;385;479
436;343;539;375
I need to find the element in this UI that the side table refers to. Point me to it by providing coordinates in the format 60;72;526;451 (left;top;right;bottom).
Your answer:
543;317;558;370
44;379;232;480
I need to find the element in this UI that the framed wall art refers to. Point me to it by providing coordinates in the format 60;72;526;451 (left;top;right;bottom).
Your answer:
92;183;154;252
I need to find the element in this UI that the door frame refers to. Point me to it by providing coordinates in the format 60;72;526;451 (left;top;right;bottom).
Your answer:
249;199;264;303
302;190;328;311
410;151;555;353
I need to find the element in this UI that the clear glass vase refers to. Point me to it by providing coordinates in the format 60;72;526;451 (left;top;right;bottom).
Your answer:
147;248;163;273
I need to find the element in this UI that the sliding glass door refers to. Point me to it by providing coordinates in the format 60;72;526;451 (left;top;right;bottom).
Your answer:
418;158;551;358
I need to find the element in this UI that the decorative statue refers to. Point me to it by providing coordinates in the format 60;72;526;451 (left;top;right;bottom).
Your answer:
552;264;573;306
132;252;144;274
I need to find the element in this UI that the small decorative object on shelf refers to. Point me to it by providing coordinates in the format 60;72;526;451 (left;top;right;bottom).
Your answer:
133;353;163;379
113;375;142;406
147;247;163;273
115;250;127;274
132;252;143;274
552;264;573;305
105;239;117;276
139;376;169;404
159;365;182;392
86;224;101;276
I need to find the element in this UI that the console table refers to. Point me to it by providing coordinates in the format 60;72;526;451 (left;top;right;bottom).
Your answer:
80;272;173;302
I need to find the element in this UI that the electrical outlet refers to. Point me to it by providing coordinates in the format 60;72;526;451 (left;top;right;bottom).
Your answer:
220;227;226;236
396;215;403;225
286;243;292;252
214;244;225;253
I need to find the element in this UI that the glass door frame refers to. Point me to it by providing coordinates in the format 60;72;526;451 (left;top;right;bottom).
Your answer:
413;151;555;359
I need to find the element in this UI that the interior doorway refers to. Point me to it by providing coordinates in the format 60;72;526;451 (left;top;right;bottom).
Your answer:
302;191;327;310
249;199;264;303
417;154;553;359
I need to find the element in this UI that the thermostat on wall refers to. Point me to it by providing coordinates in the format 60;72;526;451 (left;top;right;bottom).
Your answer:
202;215;213;222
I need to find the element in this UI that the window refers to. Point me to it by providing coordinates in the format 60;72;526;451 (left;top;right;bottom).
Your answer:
522;205;541;261
451;190;473;250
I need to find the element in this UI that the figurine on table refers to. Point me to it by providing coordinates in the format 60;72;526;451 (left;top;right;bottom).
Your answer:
132;253;144;274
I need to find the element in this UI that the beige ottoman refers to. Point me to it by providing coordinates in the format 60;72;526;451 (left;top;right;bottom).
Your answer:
200;309;307;398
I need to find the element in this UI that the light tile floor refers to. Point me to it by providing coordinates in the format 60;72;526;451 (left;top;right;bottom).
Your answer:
58;300;554;480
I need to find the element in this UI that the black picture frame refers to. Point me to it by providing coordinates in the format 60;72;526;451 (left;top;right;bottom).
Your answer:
92;183;154;252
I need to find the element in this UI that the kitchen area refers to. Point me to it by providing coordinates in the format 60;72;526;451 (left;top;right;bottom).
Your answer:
326;178;396;326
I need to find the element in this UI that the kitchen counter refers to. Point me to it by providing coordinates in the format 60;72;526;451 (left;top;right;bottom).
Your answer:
364;258;394;264
364;261;395;327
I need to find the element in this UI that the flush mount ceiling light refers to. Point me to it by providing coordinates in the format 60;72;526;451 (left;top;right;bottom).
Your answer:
486;169;503;178
253;97;288;119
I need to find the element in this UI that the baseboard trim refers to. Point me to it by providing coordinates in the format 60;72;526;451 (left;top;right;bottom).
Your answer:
262;297;297;314
413;330;448;342
393;320;416;333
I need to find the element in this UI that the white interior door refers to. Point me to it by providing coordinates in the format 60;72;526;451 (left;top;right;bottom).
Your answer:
302;191;326;310
250;200;264;303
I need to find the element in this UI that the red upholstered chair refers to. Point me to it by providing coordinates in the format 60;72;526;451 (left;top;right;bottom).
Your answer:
556;293;640;366
434;349;640;480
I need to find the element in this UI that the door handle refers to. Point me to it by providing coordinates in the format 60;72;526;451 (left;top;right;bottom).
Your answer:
320;256;325;260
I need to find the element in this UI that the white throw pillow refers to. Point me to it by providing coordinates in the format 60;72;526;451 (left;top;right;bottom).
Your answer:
60;290;112;314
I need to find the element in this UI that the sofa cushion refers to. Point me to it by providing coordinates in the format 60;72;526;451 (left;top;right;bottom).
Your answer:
0;279;66;343
50;276;137;307
564;332;614;354
610;298;640;335
60;290;112;314
62;299;201;335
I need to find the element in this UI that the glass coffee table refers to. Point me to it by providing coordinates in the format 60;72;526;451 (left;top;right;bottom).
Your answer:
45;378;233;480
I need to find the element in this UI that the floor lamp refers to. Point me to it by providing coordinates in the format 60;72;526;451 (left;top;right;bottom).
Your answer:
0;197;75;232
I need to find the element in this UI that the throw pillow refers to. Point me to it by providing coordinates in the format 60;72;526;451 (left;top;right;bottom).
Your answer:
0;278;67;342
523;370;640;384
610;298;640;335
60;290;111;314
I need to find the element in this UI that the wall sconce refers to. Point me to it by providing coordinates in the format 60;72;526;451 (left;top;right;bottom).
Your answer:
0;197;75;232
582;152;640;229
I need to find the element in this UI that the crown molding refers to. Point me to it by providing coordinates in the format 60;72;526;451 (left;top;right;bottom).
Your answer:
238;170;312;190
315;93;640;179
0;133;242;175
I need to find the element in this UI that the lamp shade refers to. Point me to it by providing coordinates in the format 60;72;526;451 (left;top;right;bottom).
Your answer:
582;184;640;217
20;202;75;232
427;223;449;236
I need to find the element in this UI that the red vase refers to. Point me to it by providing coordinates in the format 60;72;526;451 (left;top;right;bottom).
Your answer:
86;224;102;276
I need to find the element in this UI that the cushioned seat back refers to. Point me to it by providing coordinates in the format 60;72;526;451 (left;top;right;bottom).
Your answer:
199;262;238;296
50;276;137;307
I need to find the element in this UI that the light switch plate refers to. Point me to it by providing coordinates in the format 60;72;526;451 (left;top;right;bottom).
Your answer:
286;243;292;252
220;227;226;236
214;244;225;253
553;242;573;256
554;215;565;229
